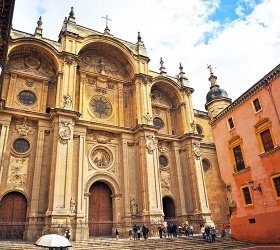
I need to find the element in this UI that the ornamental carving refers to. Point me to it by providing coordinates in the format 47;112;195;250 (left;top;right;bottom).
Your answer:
7;53;55;78
63;94;72;110
160;170;171;191
146;135;156;154
88;130;115;144
70;197;76;213
143;112;153;125
91;148;111;169
25;78;35;87
193;141;201;159
130;198;138;217
79;49;130;81
158;140;169;154
151;89;172;107
7;156;28;188
12;116;37;136
64;55;76;65
89;96;112;119
59;121;74;144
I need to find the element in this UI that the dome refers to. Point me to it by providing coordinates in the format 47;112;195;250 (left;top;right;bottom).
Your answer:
206;85;229;103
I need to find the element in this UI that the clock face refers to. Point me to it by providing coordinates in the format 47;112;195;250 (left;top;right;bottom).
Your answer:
90;96;112;119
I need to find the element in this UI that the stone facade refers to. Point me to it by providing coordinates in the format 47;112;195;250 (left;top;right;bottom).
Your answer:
0;9;229;240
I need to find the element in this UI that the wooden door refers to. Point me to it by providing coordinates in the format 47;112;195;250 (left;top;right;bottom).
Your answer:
0;192;27;239
163;197;176;219
89;182;112;236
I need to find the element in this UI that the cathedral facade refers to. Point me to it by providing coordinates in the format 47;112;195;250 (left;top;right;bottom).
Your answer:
0;9;228;240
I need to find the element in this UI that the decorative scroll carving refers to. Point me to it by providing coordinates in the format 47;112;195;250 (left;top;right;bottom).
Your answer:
88;130;115;143
59;121;74;144
63;94;72;110
64;55;76;65
12;117;37;136
8;156;28;188
146;135;156;154
143;112;153;125
193;141;201;159
158;140;169;154
130;198;138;217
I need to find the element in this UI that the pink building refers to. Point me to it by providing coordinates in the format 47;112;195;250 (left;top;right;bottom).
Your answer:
206;64;280;243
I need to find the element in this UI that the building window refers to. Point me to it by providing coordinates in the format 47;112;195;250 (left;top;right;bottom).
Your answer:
233;145;245;171
202;159;211;173
254;118;276;154
228;117;235;130
153;117;164;129
260;129;274;152
18;90;37;105
196;125;203;135
159;155;168;168
253;98;262;112
242;186;252;205
272;176;280;198
12;138;30;154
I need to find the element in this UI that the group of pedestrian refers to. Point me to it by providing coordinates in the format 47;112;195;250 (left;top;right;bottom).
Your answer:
201;225;216;243
158;223;193;238
129;224;149;240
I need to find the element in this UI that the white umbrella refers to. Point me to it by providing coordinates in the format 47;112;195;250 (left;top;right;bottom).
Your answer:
35;234;72;248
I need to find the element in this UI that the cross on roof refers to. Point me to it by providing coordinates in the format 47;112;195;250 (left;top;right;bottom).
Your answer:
102;15;112;29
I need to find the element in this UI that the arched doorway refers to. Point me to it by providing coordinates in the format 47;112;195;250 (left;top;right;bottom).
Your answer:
89;182;113;236
163;197;176;220
0;192;27;239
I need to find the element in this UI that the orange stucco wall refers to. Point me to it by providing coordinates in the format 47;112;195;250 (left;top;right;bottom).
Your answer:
212;75;280;243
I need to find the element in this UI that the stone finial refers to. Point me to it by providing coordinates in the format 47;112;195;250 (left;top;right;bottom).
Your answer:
207;64;218;87
159;57;167;75
34;16;43;36
68;7;76;22
178;62;189;87
136;32;145;48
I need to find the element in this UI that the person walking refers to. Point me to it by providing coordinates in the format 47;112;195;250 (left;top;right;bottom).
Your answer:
115;228;119;240
133;224;138;240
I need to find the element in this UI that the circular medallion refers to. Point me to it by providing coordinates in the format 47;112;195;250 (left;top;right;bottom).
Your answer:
91;148;111;168
89;96;112;119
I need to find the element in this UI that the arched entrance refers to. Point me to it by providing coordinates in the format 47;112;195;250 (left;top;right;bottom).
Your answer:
163;197;176;220
0;192;27;239
89;182;113;236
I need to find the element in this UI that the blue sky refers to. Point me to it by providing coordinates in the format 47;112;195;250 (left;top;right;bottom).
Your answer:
12;0;280;110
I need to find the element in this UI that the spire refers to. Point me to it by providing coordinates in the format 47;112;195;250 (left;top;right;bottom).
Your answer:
207;64;218;87
159;58;167;75
178;62;189;87
102;15;112;35
68;7;76;22
136;32;145;47
34;16;43;37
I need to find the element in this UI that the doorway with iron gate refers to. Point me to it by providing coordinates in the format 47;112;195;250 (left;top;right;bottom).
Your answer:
163;196;176;220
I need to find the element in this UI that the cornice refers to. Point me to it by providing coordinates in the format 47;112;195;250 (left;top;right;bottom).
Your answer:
211;63;280;125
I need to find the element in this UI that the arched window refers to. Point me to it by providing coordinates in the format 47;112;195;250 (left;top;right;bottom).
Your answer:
202;159;211;173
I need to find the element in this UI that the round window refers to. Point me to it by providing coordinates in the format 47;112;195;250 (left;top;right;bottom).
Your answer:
202;159;211;173
153;117;164;129
18;90;36;105
13;138;30;154
159;155;168;167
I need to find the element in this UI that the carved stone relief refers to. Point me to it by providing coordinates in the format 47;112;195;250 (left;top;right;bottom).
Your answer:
87;130;115;144
79;49;129;81
143;112;153;125
63;94;72;110
11;116;37;136
7;156;28;189
158;140;169;154
151;89;172;107
59;121;74;144
89;147;112;170
193;141;201;159
130;198;138;217
7;53;55;78
70;197;76;213
160;170;171;192
146;135;156;154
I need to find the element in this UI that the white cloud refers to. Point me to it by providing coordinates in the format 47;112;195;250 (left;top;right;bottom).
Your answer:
12;0;280;111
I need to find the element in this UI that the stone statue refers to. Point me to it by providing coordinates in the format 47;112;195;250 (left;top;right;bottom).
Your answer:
63;94;72;109
130;198;138;216
70;197;76;213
